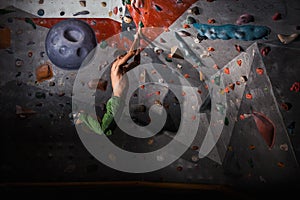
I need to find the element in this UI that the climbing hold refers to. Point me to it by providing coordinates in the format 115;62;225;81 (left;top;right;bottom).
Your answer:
237;59;242;66
249;145;256;150
176;166;183;171
170;46;184;59
234;44;244;52
287;122;295;135
87;79;108;91
28;51;33;57
113;6;118;15
73;10;90;16
214;76;220;86
193;23;271;41
25;18;36;29
236;13;254;25
277;162;285;168
252;111;275;148
138;21;144;28
154;4;162;11
100;40;108;49
101;2;107;7
36;63;53;82
15;59;24;67
280;143;288;151
16;105;36;116
277;33;299;44
45;19;97;70
260;46;271;56
177;30;191;37
240;76;248;83
184;74;190;78
0;27;11;49
123;16;133;23
0;9;15;15
37;9;45;16
272;12;281;21
228;83;235;91
79;1;86;7
245;93;252;99
281;102;292;111
186;16;197;25
190;6;200;15
153;47;163;54
256;67;264;75
35;92;46;99
207;18;215;24
224;67;230;74
183;24;190;29
207;47;215;52
290;82;300;92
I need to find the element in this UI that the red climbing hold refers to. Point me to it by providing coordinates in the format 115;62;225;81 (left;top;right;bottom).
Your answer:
290;82;300;92
272;12;282;21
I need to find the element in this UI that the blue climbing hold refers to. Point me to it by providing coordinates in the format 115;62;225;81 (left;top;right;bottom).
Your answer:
192;23;271;41
45;19;97;70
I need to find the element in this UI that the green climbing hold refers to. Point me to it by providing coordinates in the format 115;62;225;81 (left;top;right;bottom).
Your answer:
124;0;131;5
224;117;229;126
25;18;36;29
0;9;15;15
35;92;46;99
165;57;172;62
100;40;108;49
139;21;144;28
186;16;196;25
214;76;220;86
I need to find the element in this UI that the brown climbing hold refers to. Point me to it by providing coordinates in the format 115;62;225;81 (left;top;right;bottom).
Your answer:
36;63;53;82
79;1;86;7
0;27;11;49
170;46;184;59
16;105;36;116
88;79;108;91
249;145;256;150
277;162;285;168
277;33;299;44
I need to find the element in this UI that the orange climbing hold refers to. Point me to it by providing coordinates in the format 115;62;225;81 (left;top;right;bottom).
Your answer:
246;93;253;99
256;67;264;75
224;67;230;74
237;59;242;66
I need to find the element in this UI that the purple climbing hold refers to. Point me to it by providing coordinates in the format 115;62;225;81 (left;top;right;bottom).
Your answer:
236;14;254;25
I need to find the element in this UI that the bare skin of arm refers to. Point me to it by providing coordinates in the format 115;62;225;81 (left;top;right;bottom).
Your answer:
111;27;142;97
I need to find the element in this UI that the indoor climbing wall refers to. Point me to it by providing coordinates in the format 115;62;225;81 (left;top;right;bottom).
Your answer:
0;0;300;194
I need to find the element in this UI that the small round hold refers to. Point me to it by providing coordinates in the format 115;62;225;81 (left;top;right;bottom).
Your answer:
37;9;45;16
240;76;248;82
123;16;132;24
15;59;24;67
154;47;163;54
